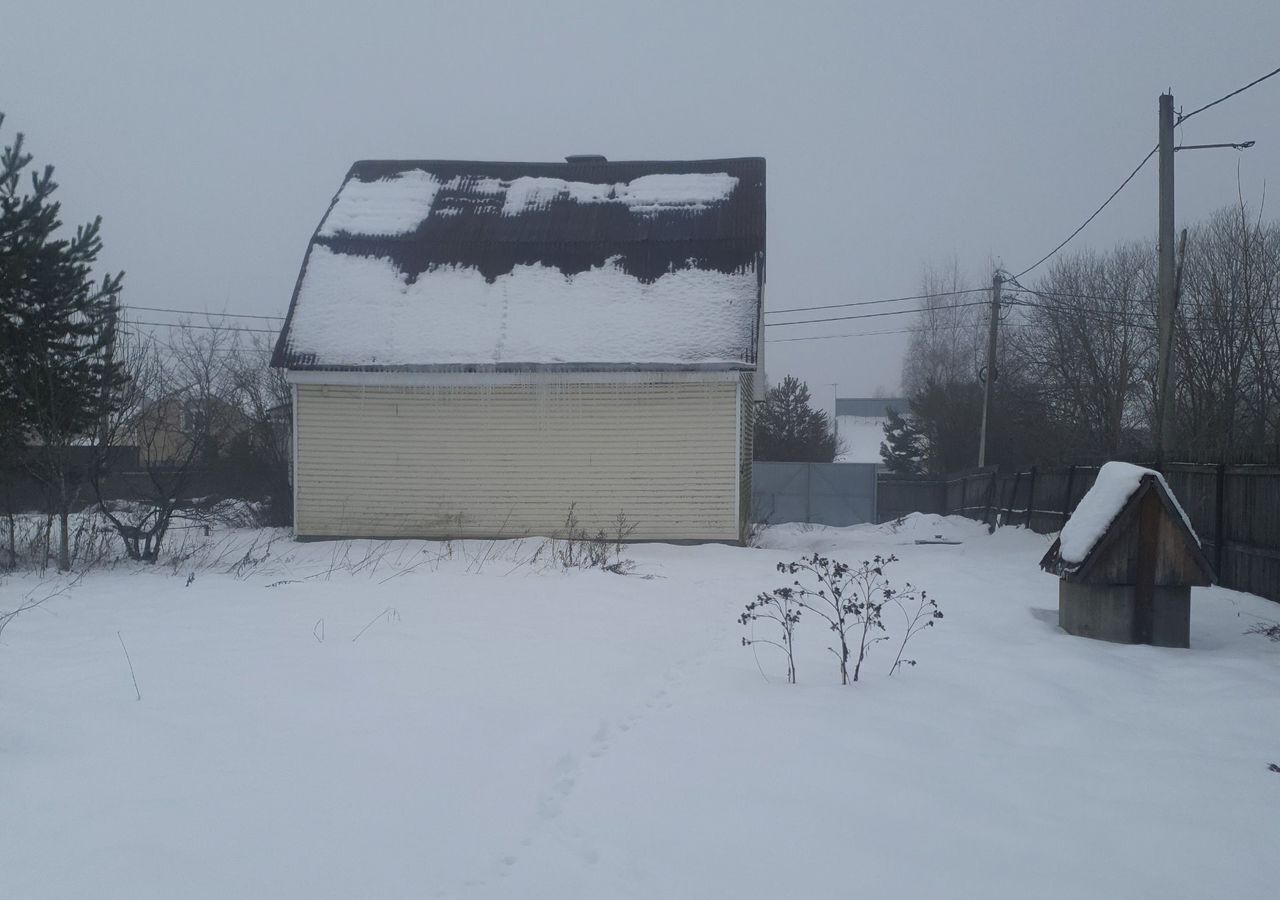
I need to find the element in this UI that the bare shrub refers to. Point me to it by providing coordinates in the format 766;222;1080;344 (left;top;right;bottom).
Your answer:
1246;621;1280;642
740;586;802;683
551;505;636;574
743;552;940;685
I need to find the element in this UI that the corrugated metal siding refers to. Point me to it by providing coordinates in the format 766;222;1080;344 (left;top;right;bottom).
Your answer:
295;380;740;541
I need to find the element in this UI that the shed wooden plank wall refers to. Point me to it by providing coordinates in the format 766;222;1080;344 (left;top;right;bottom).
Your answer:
294;380;741;541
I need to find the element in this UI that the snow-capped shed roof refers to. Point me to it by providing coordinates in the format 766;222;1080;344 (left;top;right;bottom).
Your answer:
1039;462;1213;584
272;157;766;372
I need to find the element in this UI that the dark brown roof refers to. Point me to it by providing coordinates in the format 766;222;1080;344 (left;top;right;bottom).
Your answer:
272;157;765;371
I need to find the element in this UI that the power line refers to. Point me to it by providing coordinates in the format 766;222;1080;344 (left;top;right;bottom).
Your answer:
1003;298;1155;330
124;318;279;334
1004;279;1143;305
1007;66;1278;283
765;300;988;328
124;304;285;321
764;286;990;316
1012;145;1158;280
118;330;276;355
766;322;1034;344
767;325;929;343
767;304;1249;344
1178;64;1280;124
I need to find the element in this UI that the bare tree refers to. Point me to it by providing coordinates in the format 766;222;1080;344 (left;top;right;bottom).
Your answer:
902;259;984;397
1174;199;1280;460
1007;244;1155;459
221;335;293;524
93;321;242;562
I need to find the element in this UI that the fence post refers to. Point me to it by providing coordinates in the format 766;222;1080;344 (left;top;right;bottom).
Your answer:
1214;463;1226;577
1025;466;1038;529
804;463;812;524
1005;470;1022;525
1063;464;1077;526
983;467;998;531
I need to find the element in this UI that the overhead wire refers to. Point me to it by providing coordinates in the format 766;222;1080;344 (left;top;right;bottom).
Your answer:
1011;145;1158;281
1006;64;1279;282
765;300;988;328
766;322;1033;344
1177;64;1280;124
123;318;279;335
764;286;990;316
124;304;285;321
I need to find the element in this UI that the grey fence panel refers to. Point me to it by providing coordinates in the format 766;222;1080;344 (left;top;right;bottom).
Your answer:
750;463;809;525
751;462;877;527
875;478;946;523
810;464;877;526
880;459;1280;604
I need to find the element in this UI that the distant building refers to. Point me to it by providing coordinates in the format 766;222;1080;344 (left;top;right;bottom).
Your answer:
128;395;249;466
833;397;910;467
273;156;766;542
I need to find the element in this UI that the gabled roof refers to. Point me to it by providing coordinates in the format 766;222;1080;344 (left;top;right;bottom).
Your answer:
272;157;765;372
1040;463;1213;585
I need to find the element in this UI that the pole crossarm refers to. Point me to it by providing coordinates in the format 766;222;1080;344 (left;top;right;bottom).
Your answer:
1175;141;1255;151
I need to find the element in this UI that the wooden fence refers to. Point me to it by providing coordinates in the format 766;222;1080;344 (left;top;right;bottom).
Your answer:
878;463;1280;603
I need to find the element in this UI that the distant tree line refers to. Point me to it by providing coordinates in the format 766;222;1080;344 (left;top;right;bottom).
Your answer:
883;199;1280;475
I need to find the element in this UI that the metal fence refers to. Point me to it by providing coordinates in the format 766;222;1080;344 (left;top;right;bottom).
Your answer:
878;463;1280;604
751;462;878;527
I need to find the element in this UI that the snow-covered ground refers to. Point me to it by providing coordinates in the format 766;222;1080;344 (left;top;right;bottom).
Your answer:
2;515;1277;899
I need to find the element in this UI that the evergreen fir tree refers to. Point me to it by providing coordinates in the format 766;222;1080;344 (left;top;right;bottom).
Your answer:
0;114;126;570
879;407;925;475
753;375;837;462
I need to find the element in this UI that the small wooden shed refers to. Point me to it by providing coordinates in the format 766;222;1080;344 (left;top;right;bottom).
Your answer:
1040;462;1214;648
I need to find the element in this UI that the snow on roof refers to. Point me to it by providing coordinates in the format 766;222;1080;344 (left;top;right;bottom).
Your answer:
1058;461;1197;566
834;416;887;464
318;170;443;238
499;173;738;217
836;397;909;418
317;172;740;236
274;158;765;370
288;246;758;367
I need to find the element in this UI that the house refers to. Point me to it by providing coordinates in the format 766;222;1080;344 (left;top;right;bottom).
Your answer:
834;397;909;467
272;156;766;542
128;394;250;466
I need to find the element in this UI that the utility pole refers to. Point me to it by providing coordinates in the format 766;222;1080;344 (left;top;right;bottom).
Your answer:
977;271;1001;468
1152;89;1255;465
1155;92;1177;465
830;383;839;441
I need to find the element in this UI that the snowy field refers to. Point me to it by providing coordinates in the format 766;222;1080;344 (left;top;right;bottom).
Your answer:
2;514;1277;899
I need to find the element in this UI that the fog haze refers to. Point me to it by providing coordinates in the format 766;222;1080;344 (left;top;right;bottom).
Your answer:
4;0;1278;414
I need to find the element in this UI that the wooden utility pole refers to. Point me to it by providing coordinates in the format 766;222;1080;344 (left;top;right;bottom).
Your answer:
1155;92;1177;465
977;271;1001;468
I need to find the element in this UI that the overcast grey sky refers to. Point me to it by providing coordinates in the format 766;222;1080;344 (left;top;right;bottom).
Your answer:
4;0;1278;413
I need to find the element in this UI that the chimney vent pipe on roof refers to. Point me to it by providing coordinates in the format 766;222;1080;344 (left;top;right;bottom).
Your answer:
565;154;607;164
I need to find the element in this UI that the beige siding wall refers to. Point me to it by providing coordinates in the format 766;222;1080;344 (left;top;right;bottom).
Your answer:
294;378;742;541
